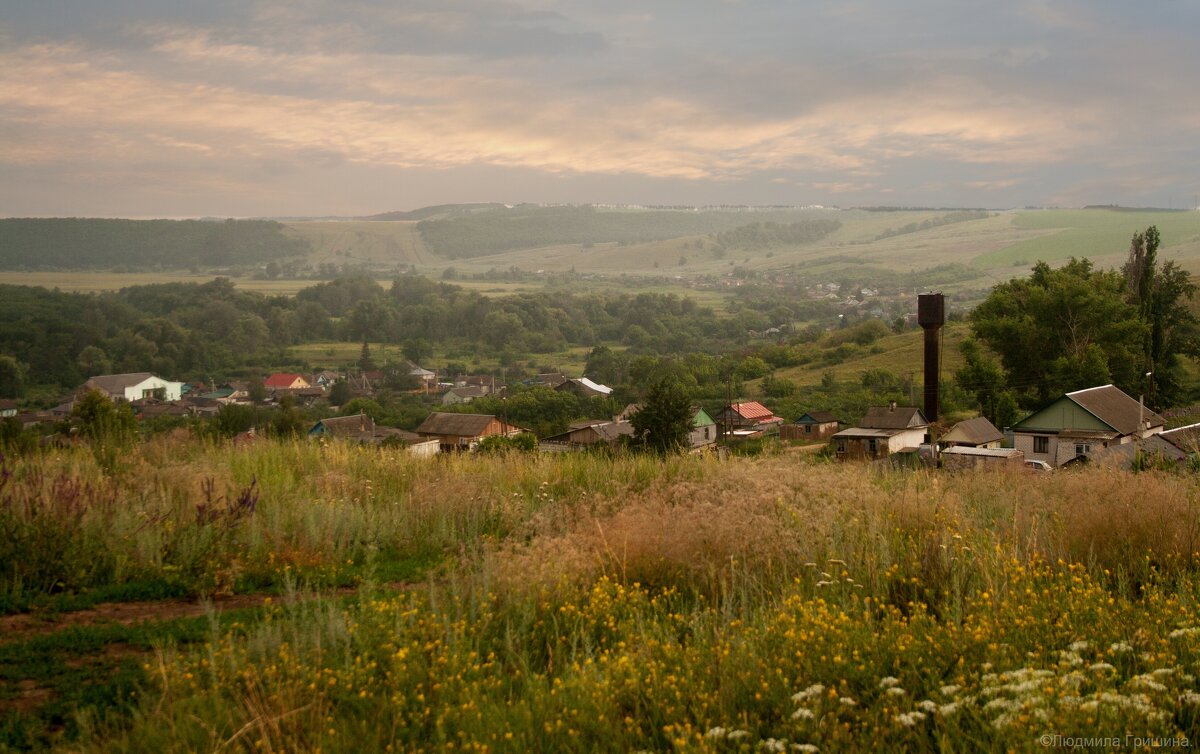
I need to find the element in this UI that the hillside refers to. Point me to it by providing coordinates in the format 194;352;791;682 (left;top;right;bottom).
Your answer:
0;218;309;270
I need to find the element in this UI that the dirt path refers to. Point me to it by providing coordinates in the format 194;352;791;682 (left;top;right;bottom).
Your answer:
0;583;412;645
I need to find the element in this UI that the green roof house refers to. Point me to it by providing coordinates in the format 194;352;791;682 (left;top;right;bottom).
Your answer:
1010;384;1164;468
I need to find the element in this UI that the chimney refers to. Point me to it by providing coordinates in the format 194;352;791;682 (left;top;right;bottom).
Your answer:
917;293;945;423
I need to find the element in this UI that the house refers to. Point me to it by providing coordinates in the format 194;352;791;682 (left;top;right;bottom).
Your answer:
784;411;840;441
533;373;568;389
1010;385;1164;468
408;364;438;390
713;401;785;438
0;399;16;418
309;413;439;456
455;375;504;395
555;377;613;398
416;412;528;452
940;446;1025;471
941;416;1005;448
1161;422;1200;454
442;386;488;405
264;373;310;390
617;404;717;450
540;420;634;451
83;373;184;402
1091;435;1187;470
831;404;929;461
311;370;340;388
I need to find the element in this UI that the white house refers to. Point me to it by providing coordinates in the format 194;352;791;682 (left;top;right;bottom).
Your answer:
83;373;184;402
832;404;929;461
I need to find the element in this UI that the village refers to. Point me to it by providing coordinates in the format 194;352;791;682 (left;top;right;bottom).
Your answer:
6;291;1194;473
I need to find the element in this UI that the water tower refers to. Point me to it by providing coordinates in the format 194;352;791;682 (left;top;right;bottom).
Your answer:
917;293;945;422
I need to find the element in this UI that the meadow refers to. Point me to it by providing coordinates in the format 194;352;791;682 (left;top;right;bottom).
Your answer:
2;439;1200;751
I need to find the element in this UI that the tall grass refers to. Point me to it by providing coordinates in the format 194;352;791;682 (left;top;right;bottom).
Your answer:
5;439;1200;750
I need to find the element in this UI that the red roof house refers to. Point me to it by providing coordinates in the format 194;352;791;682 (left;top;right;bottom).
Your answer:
264;373;311;390
713;401;785;436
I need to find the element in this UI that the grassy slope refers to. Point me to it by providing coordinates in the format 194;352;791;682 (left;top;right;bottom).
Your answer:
769;323;971;387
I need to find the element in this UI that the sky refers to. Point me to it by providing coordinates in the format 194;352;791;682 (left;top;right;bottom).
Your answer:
2;0;1198;217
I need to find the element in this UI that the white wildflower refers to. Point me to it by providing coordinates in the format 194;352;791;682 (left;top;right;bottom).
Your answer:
791;745;819;754
879;676;901;689
1169;627;1200;639
839;697;857;707
791;708;815;721
1069;640;1090;653
939;684;961;697
791;684;824;703
1089;662;1116;673
1127;675;1168;693
1151;668;1177;679
1109;641;1133;654
705;727;728;739
815;580;833;588
895;711;926;727
886;687;906;697
761;739;787;753
917;700;938;713
1180;691;1200;706
729;730;751;741
938;702;960;715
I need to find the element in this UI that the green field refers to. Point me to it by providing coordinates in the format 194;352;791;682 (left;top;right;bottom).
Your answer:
4;441;1200;751
768;324;971;388
289;340;595;376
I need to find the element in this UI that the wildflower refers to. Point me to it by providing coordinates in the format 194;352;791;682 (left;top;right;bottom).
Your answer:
879;677;901;689
791;746;819;754
917;700;938;713
939;684;961;697
791;684;825;703
1109;641;1133;654
728;730;751;741
838;697;856;707
1169;627;1200;639
887;687;906;697
791;708;815;721
938;702;960;716
895;711;926;727
1069;640;1090;653
705;727;727;739
1180;692;1200;706
762;739;787;753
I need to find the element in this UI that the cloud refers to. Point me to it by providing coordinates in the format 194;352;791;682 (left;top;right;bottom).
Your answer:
0;1;1198;214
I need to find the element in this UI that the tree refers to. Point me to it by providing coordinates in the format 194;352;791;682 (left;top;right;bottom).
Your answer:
0;355;28;399
1122;226;1200;406
970;259;1146;405
358;341;376;372
328;379;352;407
247;375;268;405
71;389;136;444
955;339;1019;428
402;338;432;365
631;377;693;453
76;345;112;377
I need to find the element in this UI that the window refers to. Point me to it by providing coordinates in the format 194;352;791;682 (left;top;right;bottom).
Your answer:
804;424;812;434
1075;443;1091;457
836;439;846;454
1033;436;1049;454
868;438;878;456
704;427;710;440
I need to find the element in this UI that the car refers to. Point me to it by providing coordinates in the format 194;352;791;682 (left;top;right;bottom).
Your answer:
1024;459;1053;472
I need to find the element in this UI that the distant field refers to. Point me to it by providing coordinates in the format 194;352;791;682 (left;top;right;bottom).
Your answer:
769;323;971;388
289;340;594;376
0;271;318;295
282;220;433;267
973;209;1200;269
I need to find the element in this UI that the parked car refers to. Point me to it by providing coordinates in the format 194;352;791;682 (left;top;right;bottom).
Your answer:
1024;459;1052;472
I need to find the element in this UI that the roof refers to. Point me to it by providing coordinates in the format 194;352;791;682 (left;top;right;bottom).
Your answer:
417;412;502;437
1065;385;1165;435
576;377;613;395
313;413;375;436
1161;422;1200;452
832;427;910;439
535;372;568;387
727;401;782;421
84;373;156;394
692;408;716;427
1092;436;1187;468
408;366;436;377
447;386;488;399
797;411;839;425
942;416;1004;446
941;446;1023;458
859;405;928;430
264;373;305;388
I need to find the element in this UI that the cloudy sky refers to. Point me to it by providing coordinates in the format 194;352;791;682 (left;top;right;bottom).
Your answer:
2;1;1198;217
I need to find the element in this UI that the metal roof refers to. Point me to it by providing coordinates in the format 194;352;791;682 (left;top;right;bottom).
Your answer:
859;405;928;430
942;416;1004;446
1065;384;1164;436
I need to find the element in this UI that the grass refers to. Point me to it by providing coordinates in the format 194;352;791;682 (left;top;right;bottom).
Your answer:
768;323;971;388
973;209;1200;270
0;272;322;296
288;340;595;375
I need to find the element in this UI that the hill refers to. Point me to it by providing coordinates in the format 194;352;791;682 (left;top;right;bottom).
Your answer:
0;218;309;270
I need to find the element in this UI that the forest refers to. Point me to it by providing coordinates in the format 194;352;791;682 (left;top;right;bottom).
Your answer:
0;218;310;270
